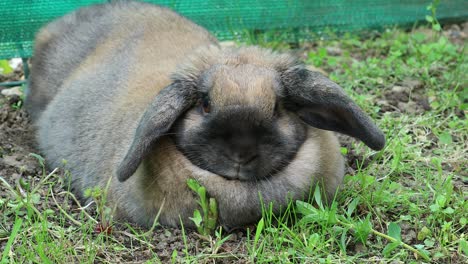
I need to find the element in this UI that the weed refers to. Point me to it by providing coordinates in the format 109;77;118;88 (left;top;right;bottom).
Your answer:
186;178;218;236
84;186;113;235
426;0;442;32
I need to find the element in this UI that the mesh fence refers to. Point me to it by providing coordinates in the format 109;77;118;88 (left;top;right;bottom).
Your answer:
0;0;467;59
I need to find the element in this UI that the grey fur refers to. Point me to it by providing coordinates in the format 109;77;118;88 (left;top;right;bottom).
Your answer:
27;1;385;228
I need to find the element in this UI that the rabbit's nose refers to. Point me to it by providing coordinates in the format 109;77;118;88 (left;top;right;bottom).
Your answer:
227;134;258;164
231;151;258;165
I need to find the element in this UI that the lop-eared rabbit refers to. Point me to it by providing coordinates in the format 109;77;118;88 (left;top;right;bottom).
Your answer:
26;1;385;228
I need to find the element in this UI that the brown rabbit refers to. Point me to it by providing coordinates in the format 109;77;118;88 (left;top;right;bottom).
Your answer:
26;1;385;228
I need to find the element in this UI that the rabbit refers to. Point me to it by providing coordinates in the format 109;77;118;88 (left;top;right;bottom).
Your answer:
26;1;385;229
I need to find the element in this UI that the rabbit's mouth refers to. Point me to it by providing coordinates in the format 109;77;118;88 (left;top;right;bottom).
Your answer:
215;158;256;181
217;167;249;181
203;161;273;182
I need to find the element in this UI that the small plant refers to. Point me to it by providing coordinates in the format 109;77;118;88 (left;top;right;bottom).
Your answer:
11;100;22;110
9;84;26;110
425;0;441;32
211;226;232;253
186;178;218;236
84;185;113;235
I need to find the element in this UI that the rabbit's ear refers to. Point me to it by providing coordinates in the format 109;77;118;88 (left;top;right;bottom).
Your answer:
283;67;385;150
116;81;197;182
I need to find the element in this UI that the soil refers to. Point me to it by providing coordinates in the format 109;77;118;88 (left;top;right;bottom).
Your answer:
0;23;466;262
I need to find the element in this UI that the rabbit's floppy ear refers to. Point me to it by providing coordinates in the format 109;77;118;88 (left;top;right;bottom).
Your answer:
116;81;197;182
282;67;385;150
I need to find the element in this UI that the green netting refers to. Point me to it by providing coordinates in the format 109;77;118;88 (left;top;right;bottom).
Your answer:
0;0;467;59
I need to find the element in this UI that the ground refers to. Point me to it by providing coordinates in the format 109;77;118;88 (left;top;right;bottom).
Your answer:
0;23;467;263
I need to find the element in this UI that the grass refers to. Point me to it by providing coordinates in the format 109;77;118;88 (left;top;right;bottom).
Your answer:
1;25;467;263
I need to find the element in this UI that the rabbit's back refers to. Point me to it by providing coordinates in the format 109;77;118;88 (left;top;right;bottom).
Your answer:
27;1;215;119
28;1;216;194
26;3;115;119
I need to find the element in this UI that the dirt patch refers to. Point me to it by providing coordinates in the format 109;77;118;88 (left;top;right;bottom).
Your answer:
376;78;432;115
0;96;41;188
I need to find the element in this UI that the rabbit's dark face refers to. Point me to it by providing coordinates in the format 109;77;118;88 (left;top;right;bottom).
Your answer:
173;65;308;181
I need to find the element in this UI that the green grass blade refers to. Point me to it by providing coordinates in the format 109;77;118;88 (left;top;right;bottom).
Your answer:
1;217;23;264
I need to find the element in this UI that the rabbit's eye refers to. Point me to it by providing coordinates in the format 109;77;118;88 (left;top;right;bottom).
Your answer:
201;97;211;114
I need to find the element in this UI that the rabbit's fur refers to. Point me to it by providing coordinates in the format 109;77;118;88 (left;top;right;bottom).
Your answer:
26;1;385;228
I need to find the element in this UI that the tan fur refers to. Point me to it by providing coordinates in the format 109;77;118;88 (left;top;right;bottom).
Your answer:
210;65;277;115
173;45;298;82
